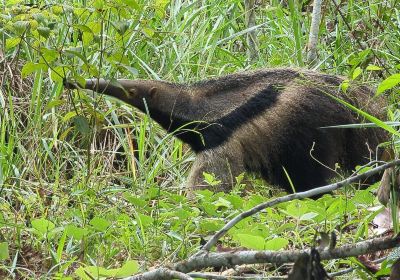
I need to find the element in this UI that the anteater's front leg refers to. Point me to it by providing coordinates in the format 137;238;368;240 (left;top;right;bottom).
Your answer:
185;146;246;196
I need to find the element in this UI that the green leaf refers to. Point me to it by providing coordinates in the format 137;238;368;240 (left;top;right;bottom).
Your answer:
56;231;67;263
106;51;130;66
64;48;88;64
75;266;107;280
203;172;221;186
113;260;139;277
82;32;94;46
325;91;400;137
93;0;105;9
112;21;130;35
377;74;400;95
235;234;265;250
21;62;47;78
166;231;183;241
0;242;9;260
366;65;383;71
31;218;55;236
75;260;139;279
200;201;217;216
87;21;102;34
264;237;289;250
82;63;99;76
0;212;5;225
117;64;139;76
175;208;192;220
65;224;88;240
299;212;318;221
142;27;155;37
285;200;308;219
50;66;68;83
154;0;170;17
46;100;66;110
123;0;139;9
29;19;39;30
213;197;231;208
41;48;59;63
6;0;24;5
5;38;21;50
73;24;93;33
13;21;30;34
90;216;111;232
63;111;78;122
340;80;350;92
136;214;154;228
73;116;90;137
32;13;46;24
37;27;51;38
199;219;225;232
225;194;243;209
124;193;148;207
352;67;362;80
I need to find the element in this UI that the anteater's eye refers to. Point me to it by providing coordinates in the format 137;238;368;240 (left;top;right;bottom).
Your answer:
126;88;137;99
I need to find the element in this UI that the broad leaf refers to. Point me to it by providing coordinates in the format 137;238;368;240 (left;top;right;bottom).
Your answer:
235;234;265;250
377;74;400;95
264;238;289;250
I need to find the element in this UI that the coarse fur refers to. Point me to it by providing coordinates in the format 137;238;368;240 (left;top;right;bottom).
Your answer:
65;68;387;193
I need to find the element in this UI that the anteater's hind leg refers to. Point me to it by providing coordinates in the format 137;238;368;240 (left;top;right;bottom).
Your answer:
185;146;246;196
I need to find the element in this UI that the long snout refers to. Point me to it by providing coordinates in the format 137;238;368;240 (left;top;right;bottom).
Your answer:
64;78;129;102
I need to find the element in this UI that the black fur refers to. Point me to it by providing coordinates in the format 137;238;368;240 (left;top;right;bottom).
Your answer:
149;85;281;152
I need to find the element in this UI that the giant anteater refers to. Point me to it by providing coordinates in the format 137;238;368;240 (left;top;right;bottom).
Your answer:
64;68;387;193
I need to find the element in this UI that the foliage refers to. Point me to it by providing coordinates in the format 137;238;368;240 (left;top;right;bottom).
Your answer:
0;0;399;279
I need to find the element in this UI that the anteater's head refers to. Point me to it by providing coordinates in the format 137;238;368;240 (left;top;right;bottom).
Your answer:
64;78;177;111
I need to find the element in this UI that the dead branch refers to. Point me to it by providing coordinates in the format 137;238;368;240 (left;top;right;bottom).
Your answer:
307;0;323;64
244;0;259;62
124;267;194;280
175;235;400;273
188;272;275;279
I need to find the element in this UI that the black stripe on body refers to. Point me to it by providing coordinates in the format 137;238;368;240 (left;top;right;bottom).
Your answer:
149;85;281;152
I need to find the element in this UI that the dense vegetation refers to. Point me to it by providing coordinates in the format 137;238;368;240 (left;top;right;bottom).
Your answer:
1;0;400;279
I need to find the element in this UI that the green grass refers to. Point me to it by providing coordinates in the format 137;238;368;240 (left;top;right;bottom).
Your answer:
0;0;400;279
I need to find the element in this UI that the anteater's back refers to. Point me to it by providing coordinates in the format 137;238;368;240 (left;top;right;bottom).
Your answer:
187;68;387;192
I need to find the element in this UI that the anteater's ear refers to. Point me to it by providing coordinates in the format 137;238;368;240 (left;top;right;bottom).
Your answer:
149;87;157;98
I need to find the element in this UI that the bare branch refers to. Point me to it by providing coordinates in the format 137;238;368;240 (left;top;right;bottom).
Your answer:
188;272;276;279
307;0;323;64
123;267;194;280
244;0;259;62
175;235;400;273
198;159;400;253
